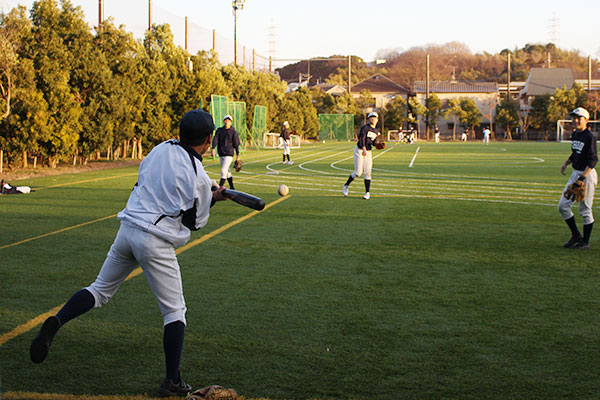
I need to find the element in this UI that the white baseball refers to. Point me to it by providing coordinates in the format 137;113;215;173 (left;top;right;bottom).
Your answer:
278;184;289;196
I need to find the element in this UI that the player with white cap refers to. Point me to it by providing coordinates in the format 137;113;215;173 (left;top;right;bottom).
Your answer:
280;121;293;165
342;111;380;199
559;107;598;249
211;114;241;189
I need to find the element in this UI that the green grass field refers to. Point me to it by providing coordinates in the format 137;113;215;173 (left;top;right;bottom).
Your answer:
1;141;599;400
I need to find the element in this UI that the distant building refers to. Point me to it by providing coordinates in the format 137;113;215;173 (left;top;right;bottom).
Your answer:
351;74;410;109
413;81;499;137
312;83;347;97
519;68;574;112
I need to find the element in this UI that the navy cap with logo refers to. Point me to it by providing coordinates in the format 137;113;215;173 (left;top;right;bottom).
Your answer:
179;109;215;146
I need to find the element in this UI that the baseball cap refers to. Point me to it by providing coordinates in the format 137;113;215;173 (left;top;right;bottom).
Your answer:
367;112;379;119
570;107;590;120
179;109;215;146
223;115;232;121
283;121;289;126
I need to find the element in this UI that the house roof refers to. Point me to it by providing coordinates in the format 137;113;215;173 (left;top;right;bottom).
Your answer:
413;81;498;93
521;68;574;96
352;74;410;94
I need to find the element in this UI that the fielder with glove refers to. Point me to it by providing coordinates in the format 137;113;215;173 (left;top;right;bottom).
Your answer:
559;107;598;249
211;115;241;190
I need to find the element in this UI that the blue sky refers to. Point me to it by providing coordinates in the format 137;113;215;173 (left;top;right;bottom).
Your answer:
2;0;599;68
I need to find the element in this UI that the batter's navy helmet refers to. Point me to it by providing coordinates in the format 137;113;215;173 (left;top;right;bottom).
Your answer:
179;109;215;146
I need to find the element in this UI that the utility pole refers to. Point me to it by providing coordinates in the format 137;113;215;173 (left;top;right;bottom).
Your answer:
212;29;216;52
232;0;245;66
98;0;103;32
348;55;351;94
426;54;430;140
589;55;592;92
148;0;152;30
185;17;188;52
507;52;511;101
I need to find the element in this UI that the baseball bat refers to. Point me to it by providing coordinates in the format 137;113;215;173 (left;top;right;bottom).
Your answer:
223;188;265;211
212;185;265;211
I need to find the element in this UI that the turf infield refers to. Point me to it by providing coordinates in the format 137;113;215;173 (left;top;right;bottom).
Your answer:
1;141;599;399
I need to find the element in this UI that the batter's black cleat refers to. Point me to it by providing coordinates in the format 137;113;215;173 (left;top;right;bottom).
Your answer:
572;240;590;250
158;377;192;397
563;234;582;248
30;316;60;363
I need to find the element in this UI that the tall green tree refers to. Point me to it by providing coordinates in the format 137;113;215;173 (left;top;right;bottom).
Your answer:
446;98;463;140
425;93;446;139
495;98;520;140
458;97;482;138
382;96;407;133
29;0;82;166
547;83;587;123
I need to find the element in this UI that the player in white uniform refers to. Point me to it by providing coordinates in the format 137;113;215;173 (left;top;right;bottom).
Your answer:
280;121;293;164
483;127;491;144
29;109;227;397
342;112;380;200
559;107;598;249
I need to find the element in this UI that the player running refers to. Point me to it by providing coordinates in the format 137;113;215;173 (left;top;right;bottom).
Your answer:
342;111;380;200
559;107;598;249
211;115;241;189
29;109;228;396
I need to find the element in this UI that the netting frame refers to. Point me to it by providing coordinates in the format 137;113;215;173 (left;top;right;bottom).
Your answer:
318;114;354;141
263;132;301;149
557;120;600;142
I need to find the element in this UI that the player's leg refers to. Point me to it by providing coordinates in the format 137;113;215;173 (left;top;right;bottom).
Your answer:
30;224;138;363
343;147;362;195
220;155;234;189
363;151;373;199
285;140;292;163
219;156;232;187
574;169;597;249
558;171;582;247
133;231;191;395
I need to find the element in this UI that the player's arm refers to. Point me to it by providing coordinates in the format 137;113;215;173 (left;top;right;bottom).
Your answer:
561;155;573;175
211;131;218;157
233;130;241;160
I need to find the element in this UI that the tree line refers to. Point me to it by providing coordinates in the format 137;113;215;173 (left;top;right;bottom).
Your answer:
0;0;321;169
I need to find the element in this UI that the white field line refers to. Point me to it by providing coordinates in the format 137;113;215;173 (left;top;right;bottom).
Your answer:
237;181;559;207
248;173;560;196
298;150;350;175
409;146;420;168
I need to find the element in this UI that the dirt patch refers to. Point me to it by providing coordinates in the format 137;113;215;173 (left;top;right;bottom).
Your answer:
1;159;141;182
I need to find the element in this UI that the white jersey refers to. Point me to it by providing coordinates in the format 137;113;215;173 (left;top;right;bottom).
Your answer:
118;140;213;248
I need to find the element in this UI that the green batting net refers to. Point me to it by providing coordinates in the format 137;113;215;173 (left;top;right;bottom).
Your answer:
318;114;354;140
251;105;267;148
210;95;229;129
227;101;248;145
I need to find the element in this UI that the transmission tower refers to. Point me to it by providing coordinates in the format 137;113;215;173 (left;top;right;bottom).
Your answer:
547;13;560;46
269;22;277;67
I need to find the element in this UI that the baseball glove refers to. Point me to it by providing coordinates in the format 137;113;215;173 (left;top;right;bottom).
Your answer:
186;385;238;400
564;177;586;201
234;159;242;172
375;142;386;150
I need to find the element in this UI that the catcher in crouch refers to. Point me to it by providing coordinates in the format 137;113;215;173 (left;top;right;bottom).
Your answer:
211;115;241;189
559;107;598;249
342;111;383;200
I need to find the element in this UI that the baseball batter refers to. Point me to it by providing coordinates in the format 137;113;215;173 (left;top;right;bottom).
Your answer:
559;107;598;249
342;111;380;200
280;121;293;165
29;109;227;397
211;115;241;189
